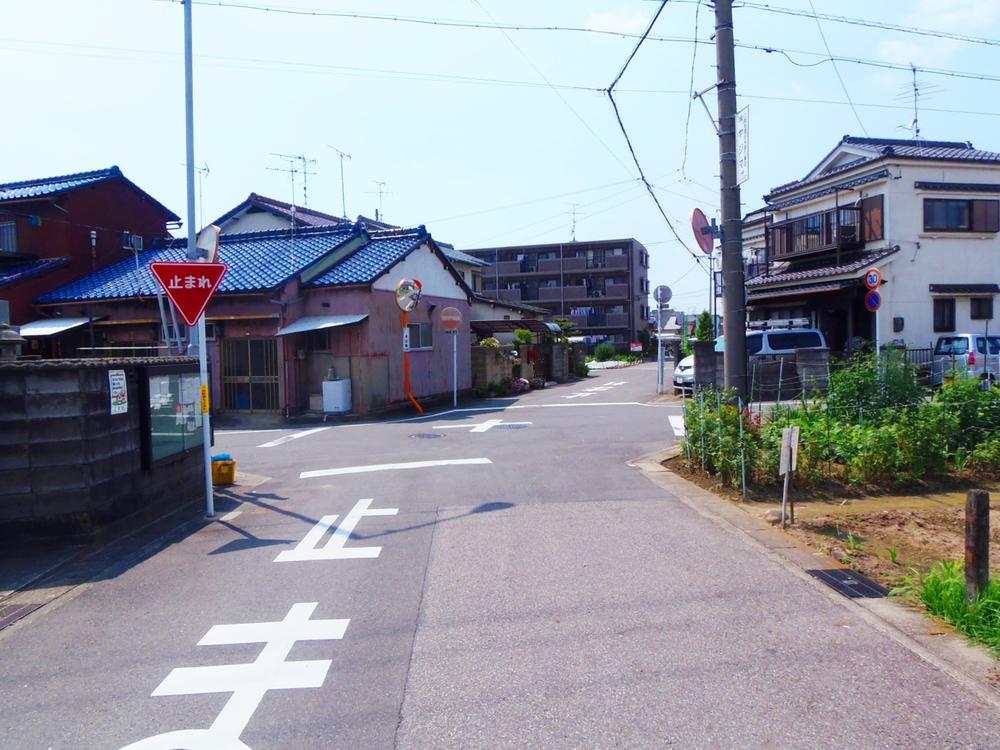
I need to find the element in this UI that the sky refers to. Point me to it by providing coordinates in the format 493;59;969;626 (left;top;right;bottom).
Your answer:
4;0;1000;314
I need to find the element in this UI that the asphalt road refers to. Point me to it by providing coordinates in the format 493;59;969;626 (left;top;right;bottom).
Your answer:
1;364;998;749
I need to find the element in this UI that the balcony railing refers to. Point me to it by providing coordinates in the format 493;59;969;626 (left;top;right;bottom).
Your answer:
769;206;863;260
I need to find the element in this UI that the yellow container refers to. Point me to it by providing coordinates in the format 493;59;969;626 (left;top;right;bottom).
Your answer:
212;459;236;486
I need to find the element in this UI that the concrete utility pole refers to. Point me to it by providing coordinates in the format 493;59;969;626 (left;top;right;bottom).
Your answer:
714;0;748;398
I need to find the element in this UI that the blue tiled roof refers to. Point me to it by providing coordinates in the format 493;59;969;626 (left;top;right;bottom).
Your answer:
306;229;429;287
37;225;363;303
0;167;122;202
0;257;68;288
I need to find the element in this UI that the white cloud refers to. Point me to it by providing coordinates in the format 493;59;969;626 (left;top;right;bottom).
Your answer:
585;7;649;35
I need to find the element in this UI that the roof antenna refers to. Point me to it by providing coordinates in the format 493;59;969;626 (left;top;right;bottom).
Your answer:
368;180;390;222
327;145;352;219
908;63;921;140
569;203;579;242
268;153;318;209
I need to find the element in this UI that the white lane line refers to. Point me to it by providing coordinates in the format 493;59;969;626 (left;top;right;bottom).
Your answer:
669;415;685;437
217;429;285;435
562;392;594;399
300;457;492;479
258;427;330;448
394;402;679;422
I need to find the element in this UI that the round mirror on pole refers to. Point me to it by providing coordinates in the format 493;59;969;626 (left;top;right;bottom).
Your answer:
395;278;423;312
653;284;672;308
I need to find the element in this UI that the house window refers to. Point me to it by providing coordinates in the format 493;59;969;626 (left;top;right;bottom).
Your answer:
407;322;433;350
861;195;884;241
0;221;16;253
971;297;994;320
924;198;1000;232
933;298;956;332
306;329;330;351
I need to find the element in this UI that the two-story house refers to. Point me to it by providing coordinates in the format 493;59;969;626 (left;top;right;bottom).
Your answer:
0;167;179;330
744;136;1000;353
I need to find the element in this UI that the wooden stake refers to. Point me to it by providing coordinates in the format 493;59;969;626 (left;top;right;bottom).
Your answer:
965;489;990;604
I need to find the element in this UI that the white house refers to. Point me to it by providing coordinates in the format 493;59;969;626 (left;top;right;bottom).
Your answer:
743;136;1000;353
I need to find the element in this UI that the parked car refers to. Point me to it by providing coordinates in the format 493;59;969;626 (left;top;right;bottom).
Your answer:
930;334;1000;386
673;325;828;394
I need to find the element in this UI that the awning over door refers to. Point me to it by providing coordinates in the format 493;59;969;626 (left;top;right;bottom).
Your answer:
275;314;368;337
18;317;100;336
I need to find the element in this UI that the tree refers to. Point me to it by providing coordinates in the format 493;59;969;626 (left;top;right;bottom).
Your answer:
695;310;715;342
637;329;652;356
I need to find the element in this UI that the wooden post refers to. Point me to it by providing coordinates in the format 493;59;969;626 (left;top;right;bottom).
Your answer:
965;489;990;604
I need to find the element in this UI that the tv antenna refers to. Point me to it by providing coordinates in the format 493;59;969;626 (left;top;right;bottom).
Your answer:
179;162;210;229
569;203;580;242
327;145;352;219
895;64;942;140
367;180;391;222
267;153;318;208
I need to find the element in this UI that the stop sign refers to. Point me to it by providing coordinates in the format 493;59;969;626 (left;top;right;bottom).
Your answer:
441;306;462;332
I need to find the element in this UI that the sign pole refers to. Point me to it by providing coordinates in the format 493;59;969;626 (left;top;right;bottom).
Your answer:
452;331;458;408
183;0;213;517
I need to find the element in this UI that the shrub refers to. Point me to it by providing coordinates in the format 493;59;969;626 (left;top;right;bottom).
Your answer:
479;336;501;349
575;361;591;378
530;376;546;389
513;329;533;345
594;342;616;362
683;388;754;488
959;436;1000;478
827;350;925;425
936;378;1000;451
695;311;715;342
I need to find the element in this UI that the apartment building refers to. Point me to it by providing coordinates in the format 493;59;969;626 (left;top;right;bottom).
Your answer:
463;238;650;349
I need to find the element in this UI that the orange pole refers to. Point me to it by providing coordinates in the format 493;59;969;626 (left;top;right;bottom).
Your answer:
402;310;423;414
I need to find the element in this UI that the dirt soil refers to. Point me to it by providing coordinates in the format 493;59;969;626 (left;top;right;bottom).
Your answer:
664;456;1000;591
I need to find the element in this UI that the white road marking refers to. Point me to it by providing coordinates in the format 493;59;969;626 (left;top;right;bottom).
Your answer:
275;499;399;562
120;603;347;749
432;418;532;433
669;415;686;437
217;429;285;435
562;392;594;399
257;427;330;448
394;402;678;422
300;457;492;479
220;509;243;522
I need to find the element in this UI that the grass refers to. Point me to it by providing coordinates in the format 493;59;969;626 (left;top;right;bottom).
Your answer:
895;561;1000;655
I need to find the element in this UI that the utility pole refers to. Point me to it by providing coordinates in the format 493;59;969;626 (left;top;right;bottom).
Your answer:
714;0;748;398
183;0;214;517
327;145;352;219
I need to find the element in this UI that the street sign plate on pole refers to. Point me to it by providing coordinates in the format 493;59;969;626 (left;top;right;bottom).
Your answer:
441;306;462;332
690;209;714;255
735;106;750;185
865;289;882;312
150;262;228;326
653;285;672;307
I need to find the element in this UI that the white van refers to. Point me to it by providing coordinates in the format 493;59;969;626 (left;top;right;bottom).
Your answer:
745;321;827;356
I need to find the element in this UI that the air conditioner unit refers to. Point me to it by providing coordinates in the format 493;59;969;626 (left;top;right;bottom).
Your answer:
122;232;143;253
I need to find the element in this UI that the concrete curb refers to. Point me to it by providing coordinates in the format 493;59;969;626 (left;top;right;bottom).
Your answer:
630;447;1000;711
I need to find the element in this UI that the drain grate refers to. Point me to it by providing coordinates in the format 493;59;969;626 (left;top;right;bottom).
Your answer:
492;423;529;430
807;568;887;599
409;433;443;439
0;601;45;632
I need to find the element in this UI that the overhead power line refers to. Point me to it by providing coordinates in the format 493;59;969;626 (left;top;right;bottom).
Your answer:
806;0;867;137
605;1;702;263
735;1;1000;49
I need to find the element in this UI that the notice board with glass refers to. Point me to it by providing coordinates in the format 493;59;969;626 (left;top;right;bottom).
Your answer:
148;370;204;461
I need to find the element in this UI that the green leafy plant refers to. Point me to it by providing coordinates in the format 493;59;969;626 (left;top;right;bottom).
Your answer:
574;361;591;378
479;336;501;349
895;561;1000;655
513;328;533;345
681;328;692;357
888;546;898;564
695;310;715;342
594;342;616;362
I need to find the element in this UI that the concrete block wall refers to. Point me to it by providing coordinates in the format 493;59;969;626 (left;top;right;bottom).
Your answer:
0;357;203;541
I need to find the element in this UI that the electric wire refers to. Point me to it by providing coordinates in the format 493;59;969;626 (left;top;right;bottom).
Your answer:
604;1;704;265
468;0;632;175
806;0;867;137
679;0;701;178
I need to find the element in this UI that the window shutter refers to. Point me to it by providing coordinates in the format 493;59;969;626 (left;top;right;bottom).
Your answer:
861;195;884;241
933;298;955;332
971;200;999;232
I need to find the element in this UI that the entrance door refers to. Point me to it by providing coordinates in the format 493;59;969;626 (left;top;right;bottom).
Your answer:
221;338;280;412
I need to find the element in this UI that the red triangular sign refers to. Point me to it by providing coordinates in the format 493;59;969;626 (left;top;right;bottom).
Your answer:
150;262;229;326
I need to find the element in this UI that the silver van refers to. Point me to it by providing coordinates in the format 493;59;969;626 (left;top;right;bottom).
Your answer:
931;334;1000;386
